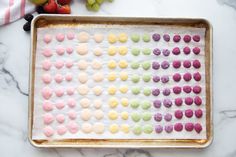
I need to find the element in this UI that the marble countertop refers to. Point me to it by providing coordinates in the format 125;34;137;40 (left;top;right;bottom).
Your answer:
0;0;236;156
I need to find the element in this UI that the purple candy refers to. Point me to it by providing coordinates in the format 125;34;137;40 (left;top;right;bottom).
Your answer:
194;123;202;133
163;34;170;42
185;109;193;118
172;73;181;82
193;35;200;42
162;88;171;96
174;123;183;132
193;72;201;81
183;60;191;68
193;60;201;69
153;100;162;108
152;33;161;41
172;60;181;69
163;99;172;108
183;72;192;82
183;46;191;54
152;62;160;70
153;76;160;82
155;125;163;133
173;35;181;42
183;35;191;43
172;47;180;55
173;86;182;94
154;113;162;122
194;96;202;106
193;85;202;94
162;49;170;56
152;88;160;96
175;110;183;119
183;85;192;93
174;98;183;106
193;47;200;55
153;48;161;56
164;113;172;121
161;75;169;83
161;61;170;69
195;109;203;118
165;125;173;133
185;123;194;131
185;97;193;105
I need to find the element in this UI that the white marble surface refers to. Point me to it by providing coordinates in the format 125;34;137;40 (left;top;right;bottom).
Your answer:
0;0;236;156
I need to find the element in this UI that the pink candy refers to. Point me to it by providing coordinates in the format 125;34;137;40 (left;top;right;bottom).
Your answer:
57;125;67;135
43;113;54;124
43;126;54;137
68;110;77;120
41;87;53;99
66;87;75;95
43;34;52;44
42;60;52;71
42;73;52;84
67;32;75;40
56;114;65;123
42;48;53;57
56;33;65;42
54;74;63;83
55;101;65;109
56;46;65;55
67;98;76;108
65;59;73;68
66;46;74;54
65;73;73;81
55;87;64;97
54;60;64;69
68;121;79;134
42;101;53;112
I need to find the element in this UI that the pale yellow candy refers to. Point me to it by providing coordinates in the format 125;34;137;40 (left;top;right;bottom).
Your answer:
119;85;128;93
118;33;128;43
93;86;103;96
108;97;119;108
109;124;119;133
118;46;128;55
121;111;129;120
108;85;117;95
119;71;128;81
108;46;117;56
108;110;118;120
107;60;117;69
108;33;117;44
120;98;129;107
121;124;130;133
107;72;117;81
119;60;128;69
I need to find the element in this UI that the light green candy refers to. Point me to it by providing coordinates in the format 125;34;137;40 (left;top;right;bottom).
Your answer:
143;124;153;134
142;33;150;42
131;34;140;42
142;61;151;70
131;62;140;69
131;112;141;122
142;112;152;121
143;87;151;96
142;73;151;82
131;48;140;56
131;86;141;95
130;99;140;109
142;48;151;55
141;100;151;110
131;74;140;83
133;124;142;135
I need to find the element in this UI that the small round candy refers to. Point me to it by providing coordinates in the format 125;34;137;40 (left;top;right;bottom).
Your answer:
143;87;151;96
153;100;161;108
161;61;170;69
133;124;142;135
164;113;172;121
109;124;119;133
108;97;119;108
175;110;183;119
193;60;201;69
153;48;161;56
108;60;117;69
120;71;128;81
142;48;151;55
41;87;52;99
78;32;90;42
143;124;153;134
118;60;128;69
185;109;193;118
42;60;52;71
183;35;191;42
77;85;89;95
121;98;129;107
93;72;104;82
78;72;88;83
131;86;141;95
131;112;141;122
193;85;202;94
56;33;65;42
68;110;77;120
183;72;192;82
92;59;102;70
93;86;103;96
56;101;65;109
94;110;104;120
152;33;161;41
54;87;64;97
142;112;152;121
43;34;52;44
173;35;181;42
57;125;67;135
118;46;128;55
81;123;92;133
131;62;140;69
162;88;171;96
172;47;180;55
119;85;128;94
121;111;129;120
68;121;79;134
193;72;201;81
194;96;202;106
56;114;65;123
152;62;160;70
195;109;203;118
163;34;170;42
65;59;73;68
183;46;191;54
131;74;140;83
76;44;88;55
93;47;103;56
152;88;160;96
131;48;140;56
93;33;104;43
153;76;160;82
65;73;73;82
142;61;151;70
77;60;88;70
56;46;65;56
54;60;64;69
118;33;128;43
174;123;183;132
108;85;117;95
93;99;102;109
107;72;117;81
93;122;105;134
193;35;200;42
42;73;52;84
183;60;191;68
43;101;53;111
121;124;130;133
162;49;170;56
183;85;192;93
66;46;74;54
142;33;150;42
163;99;172;108
80;109;91;121
193;47;201;55
155;125;163;133
161;75;169;83
43;113;54;124
108;33;117;44
131;34;140;42
43;126;54;137
173;86;182;94
185;97;193;105
141;100;151;110
165;125;173;133
108;46;117;56
194;123;202;133
143;73;151;82
172;60;181;69
154;113;162;122
185;123;194;131
130;99;140;109
175;98;183;106
67;98;76;108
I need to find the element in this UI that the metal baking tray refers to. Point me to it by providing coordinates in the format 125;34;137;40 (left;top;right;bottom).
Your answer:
28;15;213;148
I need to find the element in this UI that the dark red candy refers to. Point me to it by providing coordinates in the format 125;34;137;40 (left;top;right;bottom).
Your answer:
195;109;203;118
173;73;181;82
183;35;191;43
174;123;183;132
194;123;202;133
183;46;191;54
173;35;181;42
193;72;201;81
173;86;182;94
193;47;200;55
183;72;192;81
185;109;193;118
194;96;202;105
175;110;183;119
175;98;183;106
172;60;181;69
193;86;202;94
185;123;194;131
183;85;192;93
183;60;191;68
185;97;193;105
172;47;180;55
193;60;201;69
193;35;200;42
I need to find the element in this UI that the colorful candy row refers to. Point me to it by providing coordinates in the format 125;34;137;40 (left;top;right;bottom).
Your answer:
152;60;201;70
153;47;201;57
